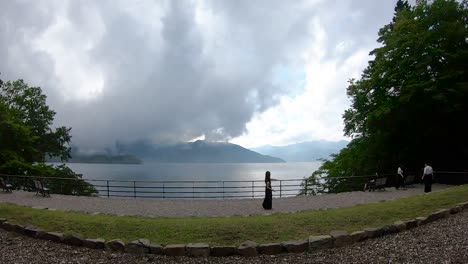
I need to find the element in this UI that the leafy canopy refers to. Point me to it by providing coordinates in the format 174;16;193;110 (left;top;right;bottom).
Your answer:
312;0;468;182
0;78;96;196
0;79;71;164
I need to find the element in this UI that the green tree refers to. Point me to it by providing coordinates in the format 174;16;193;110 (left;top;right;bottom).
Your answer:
0;79;96;196
0;79;71;163
308;0;467;191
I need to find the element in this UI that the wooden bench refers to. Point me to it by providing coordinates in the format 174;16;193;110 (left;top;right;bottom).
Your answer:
366;177;387;191
33;180;50;197
0;178;13;192
404;175;415;187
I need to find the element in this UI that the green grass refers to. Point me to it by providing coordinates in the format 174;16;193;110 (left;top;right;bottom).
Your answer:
1;185;468;245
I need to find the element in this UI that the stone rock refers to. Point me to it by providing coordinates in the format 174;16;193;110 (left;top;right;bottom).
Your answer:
381;225;399;235
83;238;106;249
63;234;83;247
330;230;352;247
363;227;382;238
393;221;407;232
450;206;462;214
35;231;47;239
309;235;333;250
105;239;125;252
435;209;451;219
350;231;367;243
186;243;210;257
457;202;468;210
210;246;237;257
163;244;186;256
416;216;429;226
258;243;283;255
48;208;57;211
42;232;64;242
32;206;47;210
1;221;14;231
125;239;151;255
404;219;419;229
24;225;40;237
11;224;25;234
238;240;258;256
149;243;163;255
281;240;308;253
0;218;6;223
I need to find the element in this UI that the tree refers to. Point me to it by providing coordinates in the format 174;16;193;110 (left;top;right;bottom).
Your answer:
0;79;71;163
308;0;467;188
0;79;96;196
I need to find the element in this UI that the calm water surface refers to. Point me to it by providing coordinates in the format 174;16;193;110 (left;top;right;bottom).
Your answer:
61;162;322;198
65;162;321;181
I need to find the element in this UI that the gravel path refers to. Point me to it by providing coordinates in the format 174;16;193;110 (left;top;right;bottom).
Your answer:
0;184;451;218
1;208;467;263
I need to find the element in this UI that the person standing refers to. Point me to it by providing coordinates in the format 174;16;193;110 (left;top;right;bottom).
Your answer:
422;162;434;193
262;171;274;210
396;165;405;190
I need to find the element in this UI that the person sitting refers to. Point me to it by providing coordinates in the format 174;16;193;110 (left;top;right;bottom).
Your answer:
0;178;13;192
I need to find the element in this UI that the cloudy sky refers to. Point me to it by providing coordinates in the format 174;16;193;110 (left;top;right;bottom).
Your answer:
0;0;409;150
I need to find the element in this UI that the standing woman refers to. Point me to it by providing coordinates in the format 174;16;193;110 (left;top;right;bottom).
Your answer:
422;162;434;193
262;171;274;210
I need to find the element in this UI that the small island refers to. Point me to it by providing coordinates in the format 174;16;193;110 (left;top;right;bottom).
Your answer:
68;154;143;164
48;153;143;164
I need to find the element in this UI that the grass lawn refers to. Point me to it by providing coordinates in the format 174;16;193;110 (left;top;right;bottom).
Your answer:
1;185;467;245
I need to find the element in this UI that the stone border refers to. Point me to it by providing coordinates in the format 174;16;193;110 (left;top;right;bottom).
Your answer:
0;201;467;257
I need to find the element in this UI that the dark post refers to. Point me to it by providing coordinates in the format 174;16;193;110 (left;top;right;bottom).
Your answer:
133;181;136;198
252;181;254;198
222;181;225;199
304;179;308;196
106;180;110;198
163;183;165;199
280;180;282;198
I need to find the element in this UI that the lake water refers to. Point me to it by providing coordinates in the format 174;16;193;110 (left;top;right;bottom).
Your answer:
61;162;322;199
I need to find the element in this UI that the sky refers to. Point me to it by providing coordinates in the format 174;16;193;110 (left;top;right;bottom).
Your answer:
0;0;409;150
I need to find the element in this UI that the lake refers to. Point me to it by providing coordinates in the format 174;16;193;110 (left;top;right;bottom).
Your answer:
60;162;322;199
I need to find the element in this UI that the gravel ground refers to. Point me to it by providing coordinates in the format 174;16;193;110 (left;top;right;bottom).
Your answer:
1;209;467;263
0;184;450;218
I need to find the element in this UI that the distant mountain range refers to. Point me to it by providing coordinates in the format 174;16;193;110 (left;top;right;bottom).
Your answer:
251;140;349;162
117;140;285;163
58;140;345;164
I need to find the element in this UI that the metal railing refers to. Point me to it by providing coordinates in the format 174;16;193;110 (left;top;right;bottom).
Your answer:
1;171;466;199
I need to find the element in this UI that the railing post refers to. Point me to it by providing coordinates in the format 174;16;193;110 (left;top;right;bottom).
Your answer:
252;181;254;198
280;180;282;198
304;179;308;196
192;182;195;199
106;180;110;198
222;181;225;199
133;181;136;198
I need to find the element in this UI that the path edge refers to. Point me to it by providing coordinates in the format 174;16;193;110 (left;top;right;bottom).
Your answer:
0;201;467;257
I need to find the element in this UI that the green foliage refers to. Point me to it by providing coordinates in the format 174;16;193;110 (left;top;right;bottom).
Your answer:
310;0;468;186
0;79;72;163
0;79;96;196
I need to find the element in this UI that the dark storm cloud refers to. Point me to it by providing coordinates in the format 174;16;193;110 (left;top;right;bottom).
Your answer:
0;0;399;150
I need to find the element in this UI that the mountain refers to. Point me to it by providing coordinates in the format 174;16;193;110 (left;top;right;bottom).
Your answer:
251;140;349;162
119;140;285;163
